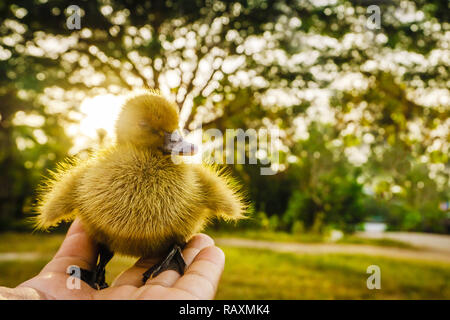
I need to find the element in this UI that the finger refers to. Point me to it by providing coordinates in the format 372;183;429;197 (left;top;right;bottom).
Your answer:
112;234;214;288
41;218;98;274
172;245;225;300
183;234;216;266
145;234;215;287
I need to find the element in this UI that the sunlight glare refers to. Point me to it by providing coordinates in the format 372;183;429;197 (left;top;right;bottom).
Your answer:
68;94;124;154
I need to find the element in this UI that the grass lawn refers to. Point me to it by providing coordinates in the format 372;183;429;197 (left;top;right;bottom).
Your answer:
0;232;449;299
216;247;450;299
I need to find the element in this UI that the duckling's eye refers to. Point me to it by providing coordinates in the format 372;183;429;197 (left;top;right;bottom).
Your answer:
139;121;161;135
139;120;150;129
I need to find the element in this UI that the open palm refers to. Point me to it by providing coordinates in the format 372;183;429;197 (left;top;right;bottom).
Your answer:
15;219;225;299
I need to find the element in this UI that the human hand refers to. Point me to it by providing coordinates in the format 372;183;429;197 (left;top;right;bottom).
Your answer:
0;219;225;300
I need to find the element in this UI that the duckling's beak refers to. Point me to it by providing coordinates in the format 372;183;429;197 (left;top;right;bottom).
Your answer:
163;130;197;155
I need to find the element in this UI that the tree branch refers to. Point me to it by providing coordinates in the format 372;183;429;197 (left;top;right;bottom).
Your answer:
78;48;133;90
127;55;150;88
183;66;221;129
178;53;203;110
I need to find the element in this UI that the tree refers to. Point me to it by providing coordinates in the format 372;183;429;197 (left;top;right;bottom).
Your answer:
0;0;448;231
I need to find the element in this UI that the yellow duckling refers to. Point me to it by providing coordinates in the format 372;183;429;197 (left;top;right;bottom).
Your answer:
35;91;245;289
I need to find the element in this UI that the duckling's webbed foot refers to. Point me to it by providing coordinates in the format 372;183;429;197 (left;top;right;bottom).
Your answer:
78;243;114;290
142;244;186;284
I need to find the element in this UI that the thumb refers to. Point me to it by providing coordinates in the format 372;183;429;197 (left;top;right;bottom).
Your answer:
41;218;98;274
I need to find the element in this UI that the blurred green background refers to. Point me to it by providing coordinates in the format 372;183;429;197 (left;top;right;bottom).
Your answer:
0;0;449;299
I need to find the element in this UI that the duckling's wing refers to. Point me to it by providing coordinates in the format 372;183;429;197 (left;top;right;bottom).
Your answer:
193;164;246;220
34;160;86;230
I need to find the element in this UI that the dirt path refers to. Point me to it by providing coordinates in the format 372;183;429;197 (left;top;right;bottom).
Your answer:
215;238;450;264
355;231;450;254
